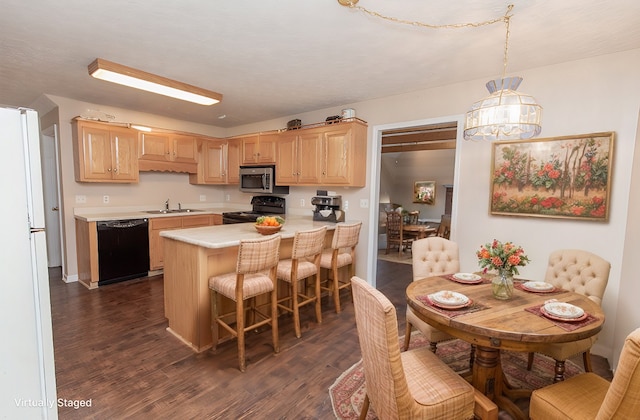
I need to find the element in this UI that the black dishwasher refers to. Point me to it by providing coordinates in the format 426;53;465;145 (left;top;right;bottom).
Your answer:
97;218;150;286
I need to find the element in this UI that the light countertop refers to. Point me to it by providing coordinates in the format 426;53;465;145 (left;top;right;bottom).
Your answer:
73;206;250;222
160;216;339;249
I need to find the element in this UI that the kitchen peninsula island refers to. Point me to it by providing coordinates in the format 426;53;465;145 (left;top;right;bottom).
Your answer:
160;217;338;352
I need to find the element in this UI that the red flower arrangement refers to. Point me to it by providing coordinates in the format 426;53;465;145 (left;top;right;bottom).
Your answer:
476;239;530;276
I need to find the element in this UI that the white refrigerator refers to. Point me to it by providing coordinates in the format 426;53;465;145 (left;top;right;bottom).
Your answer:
0;107;57;418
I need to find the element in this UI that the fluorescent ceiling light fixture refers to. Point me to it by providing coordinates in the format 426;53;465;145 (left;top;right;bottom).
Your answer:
88;58;222;106
130;124;152;132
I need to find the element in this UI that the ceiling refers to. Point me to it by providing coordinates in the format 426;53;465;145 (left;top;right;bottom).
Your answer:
2;0;640;129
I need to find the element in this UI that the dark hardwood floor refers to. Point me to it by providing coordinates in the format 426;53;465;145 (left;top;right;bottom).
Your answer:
48;260;611;419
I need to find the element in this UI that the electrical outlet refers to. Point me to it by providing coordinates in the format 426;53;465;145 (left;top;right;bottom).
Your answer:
343;200;349;210
300;198;305;207
75;195;86;204
225;194;230;202
200;194;207;202
103;195;110;204
360;199;369;208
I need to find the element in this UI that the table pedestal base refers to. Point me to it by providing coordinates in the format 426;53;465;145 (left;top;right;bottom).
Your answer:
472;345;532;420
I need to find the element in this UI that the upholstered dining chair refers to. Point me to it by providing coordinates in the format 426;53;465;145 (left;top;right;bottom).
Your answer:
403;237;459;352
276;226;327;338
527;249;611;382
320;221;362;313
529;327;640;420
209;235;281;372
351;276;498;420
385;210;412;255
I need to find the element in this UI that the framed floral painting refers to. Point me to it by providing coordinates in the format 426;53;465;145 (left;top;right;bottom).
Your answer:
414;181;436;205
490;132;614;221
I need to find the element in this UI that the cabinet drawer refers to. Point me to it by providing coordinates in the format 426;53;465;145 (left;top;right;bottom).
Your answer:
182;215;212;227
150;217;183;230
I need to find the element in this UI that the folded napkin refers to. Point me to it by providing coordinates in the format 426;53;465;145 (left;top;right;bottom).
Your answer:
525;304;599;332
416;294;490;318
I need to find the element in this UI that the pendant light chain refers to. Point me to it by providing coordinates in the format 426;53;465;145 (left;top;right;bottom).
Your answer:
341;1;513;32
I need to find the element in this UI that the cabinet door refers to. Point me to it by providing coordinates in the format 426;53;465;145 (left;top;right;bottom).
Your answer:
139;133;170;161
241;134;260;164
149;217;182;270
111;128;139;182
202;140;226;184
227;139;241;184
257;133;277;164
322;127;352;185
80;124;113;181
297;131;323;184
275;133;298;184
171;135;198;163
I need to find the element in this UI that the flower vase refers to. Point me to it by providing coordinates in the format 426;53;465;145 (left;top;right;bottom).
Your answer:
492;269;514;300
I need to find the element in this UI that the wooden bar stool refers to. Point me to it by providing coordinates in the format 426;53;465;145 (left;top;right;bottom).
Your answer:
208;235;281;372
320;221;362;313
276;226;327;338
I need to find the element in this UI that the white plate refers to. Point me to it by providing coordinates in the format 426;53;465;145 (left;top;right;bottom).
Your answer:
429;290;469;307
453;273;482;283
523;281;554;292
542;302;584;319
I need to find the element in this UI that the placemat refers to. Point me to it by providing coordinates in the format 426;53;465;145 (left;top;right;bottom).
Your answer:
416;294;490;318
525;305;599;331
442;273;491;285
515;282;566;295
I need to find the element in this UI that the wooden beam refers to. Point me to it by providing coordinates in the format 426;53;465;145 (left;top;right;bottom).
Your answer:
382;140;456;153
382;128;457;145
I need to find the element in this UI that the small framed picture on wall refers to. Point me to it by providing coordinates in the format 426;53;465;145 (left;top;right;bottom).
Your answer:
414;181;436;205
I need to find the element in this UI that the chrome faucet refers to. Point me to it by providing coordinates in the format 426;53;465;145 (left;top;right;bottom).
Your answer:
178;202;182;210
164;199;170;211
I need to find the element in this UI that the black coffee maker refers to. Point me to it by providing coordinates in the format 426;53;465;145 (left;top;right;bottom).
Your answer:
312;195;345;222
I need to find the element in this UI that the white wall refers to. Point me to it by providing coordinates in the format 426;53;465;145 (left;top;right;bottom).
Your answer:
39;48;640;367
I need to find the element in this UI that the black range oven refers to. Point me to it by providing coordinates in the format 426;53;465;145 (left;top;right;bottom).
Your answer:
222;196;286;224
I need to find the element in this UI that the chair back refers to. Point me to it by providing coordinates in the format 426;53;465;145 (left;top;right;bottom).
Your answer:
291;226;327;260
596;328;640;419
351;276;413;418
412;237;460;281
385;211;402;241
544;249;610;305
331;221;362;251
435;214;451;239
236;235;281;274
407;211;419;225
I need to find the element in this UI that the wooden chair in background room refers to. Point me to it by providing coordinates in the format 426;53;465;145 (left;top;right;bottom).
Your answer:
527;249;611;382
529;327;640;420
404;237;460;352
208;235;281;372
407;210;419;225
434;214;451;239
320;221;362;313
351;277;498;420
385;210;412;255
276;226;327;338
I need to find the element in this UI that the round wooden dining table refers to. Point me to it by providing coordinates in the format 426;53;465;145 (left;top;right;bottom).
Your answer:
406;274;605;420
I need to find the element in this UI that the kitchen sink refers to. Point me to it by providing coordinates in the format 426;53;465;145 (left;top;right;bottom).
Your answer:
144;209;204;214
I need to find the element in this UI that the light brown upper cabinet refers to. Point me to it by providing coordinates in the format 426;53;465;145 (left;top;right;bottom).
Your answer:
276;129;323;185
72;119;139;183
240;133;277;165
276;120;367;187
138;132;198;173
189;138;241;185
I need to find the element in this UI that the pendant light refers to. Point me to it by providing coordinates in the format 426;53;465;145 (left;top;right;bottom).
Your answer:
463;6;542;140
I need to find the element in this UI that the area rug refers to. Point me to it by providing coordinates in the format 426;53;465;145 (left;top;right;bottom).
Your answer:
329;335;583;420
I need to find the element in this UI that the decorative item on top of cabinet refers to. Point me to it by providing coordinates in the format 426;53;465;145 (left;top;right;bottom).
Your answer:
72;118;139;183
189;137;241;185
138;132;198;173
240;132;277;165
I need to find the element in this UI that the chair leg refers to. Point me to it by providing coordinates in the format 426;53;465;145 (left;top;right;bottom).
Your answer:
429;341;438;353
553;359;566;383
359;394;370;420
403;322;412;351
583;351;593;372
314;271;322;325
527;352;534;370
469;345;476;370
271;289;279;354
292;277;301;339
236;299;246;372
210;290;219;351
333;265;341;313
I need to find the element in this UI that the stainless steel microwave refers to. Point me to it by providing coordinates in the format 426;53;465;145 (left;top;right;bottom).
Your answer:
239;165;289;194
